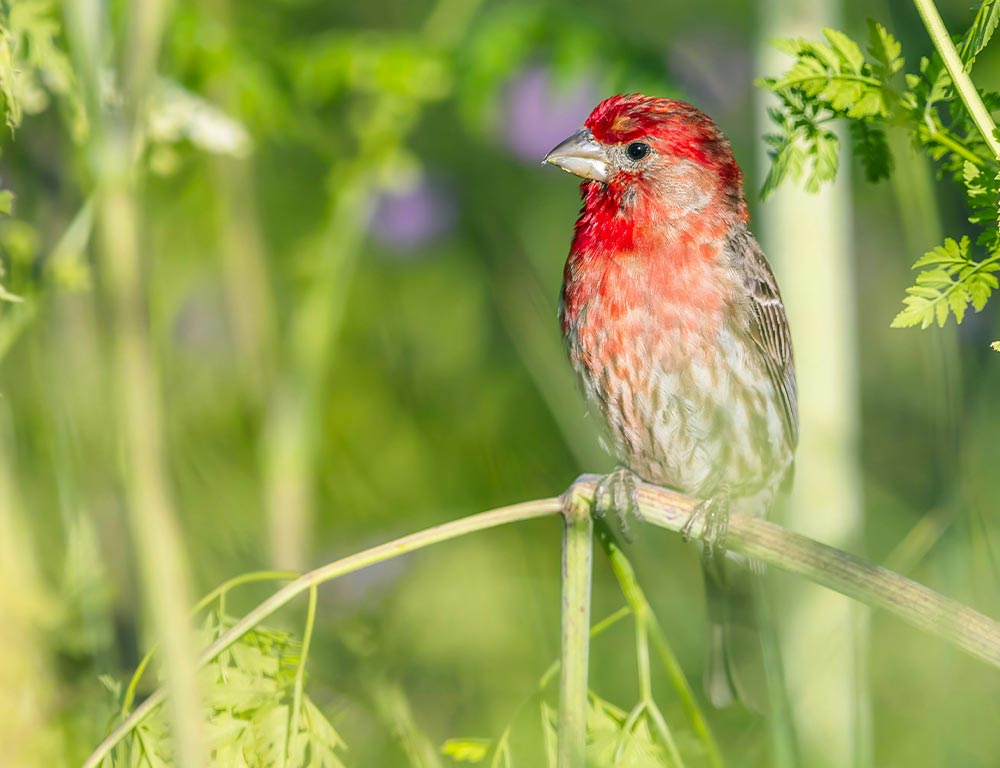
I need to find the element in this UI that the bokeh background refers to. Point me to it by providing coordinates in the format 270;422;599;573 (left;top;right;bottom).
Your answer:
1;0;1000;766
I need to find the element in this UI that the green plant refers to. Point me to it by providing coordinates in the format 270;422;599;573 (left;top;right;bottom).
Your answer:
758;0;1000;331
81;478;1000;768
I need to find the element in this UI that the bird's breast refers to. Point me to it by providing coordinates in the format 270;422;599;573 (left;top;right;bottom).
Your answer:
561;266;790;500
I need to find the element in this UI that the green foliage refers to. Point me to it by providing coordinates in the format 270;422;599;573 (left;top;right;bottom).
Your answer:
539;697;674;768
0;0;82;135
891;237;1000;328
757;24;900;196
105;611;346;768
443;605;697;768
758;3;1000;329
961;0;1000;68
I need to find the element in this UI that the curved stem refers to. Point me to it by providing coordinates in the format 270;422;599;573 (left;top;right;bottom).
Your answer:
85;478;1000;768
927;120;985;166
287;584;317;762
120;570;300;715
913;0;1000;160
81;498;563;768
605;478;1000;668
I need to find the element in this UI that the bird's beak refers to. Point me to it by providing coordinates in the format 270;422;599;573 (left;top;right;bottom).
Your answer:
543;129;609;182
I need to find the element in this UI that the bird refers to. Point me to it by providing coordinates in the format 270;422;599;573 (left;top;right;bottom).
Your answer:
543;94;798;708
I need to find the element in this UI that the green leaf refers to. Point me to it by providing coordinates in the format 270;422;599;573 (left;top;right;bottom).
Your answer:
824;27;865;72
867;20;904;77
806;129;839;192
0;0;84;135
961;162;1000;251
107;611;347;768
961;0;1000;69
892;237;1000;328
849;121;892;182
441;738;491;763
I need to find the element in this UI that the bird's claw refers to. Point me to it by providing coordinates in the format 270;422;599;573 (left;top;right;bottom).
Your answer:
595;466;642;542
682;496;730;572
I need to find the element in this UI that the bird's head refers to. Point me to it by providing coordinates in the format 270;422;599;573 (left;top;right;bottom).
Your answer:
544;94;747;227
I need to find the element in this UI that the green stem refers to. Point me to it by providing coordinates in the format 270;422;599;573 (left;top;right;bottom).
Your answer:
913;0;1000;160
927;120;985;167
496;607;631;768
635;612;684;767
601;477;1000;668
81;498;562;768
556;491;593;768
595;520;724;768
287;584;317;763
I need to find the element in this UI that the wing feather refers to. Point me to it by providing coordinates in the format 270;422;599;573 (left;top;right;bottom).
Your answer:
736;233;799;448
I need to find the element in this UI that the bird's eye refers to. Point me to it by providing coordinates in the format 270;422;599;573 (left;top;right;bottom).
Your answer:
626;141;651;161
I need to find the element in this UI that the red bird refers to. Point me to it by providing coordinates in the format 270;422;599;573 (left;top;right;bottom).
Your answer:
544;94;797;707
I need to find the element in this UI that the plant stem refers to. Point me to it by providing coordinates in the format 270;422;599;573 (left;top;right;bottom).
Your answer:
592;477;1000;667
635;612;684;767
557;490;593;768
121;570;300;714
81;498;563;768
595;520;724;768
913;0;1000;160
287;584;317;761
85;478;1000;767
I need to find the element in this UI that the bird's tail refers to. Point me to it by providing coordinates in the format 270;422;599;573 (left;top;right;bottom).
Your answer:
702;557;771;711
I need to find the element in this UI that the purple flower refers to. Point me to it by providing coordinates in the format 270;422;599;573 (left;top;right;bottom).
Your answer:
370;176;456;253
502;65;600;162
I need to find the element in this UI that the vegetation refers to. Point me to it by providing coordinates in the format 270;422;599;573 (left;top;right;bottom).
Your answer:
1;1;999;767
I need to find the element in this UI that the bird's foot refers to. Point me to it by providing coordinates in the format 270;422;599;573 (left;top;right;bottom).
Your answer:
594;466;642;542
682;495;731;570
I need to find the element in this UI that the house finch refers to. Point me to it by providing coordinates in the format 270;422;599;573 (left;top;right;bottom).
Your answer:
544;94;797;708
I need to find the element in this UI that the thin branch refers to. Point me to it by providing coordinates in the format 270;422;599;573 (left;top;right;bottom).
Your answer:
579;476;1000;668
81;498;562;768
84;477;1000;767
557;490;593;768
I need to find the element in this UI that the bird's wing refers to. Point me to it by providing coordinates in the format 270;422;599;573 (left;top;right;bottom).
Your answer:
739;235;799;448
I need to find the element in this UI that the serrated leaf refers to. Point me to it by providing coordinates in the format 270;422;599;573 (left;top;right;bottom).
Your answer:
912;236;970;268
867;20;904;77
806;129;839;192
948;288;970;323
849;121;892;181
893;237;999;328
808;39;843;72
105;611;347;768
824;27;865;72
961;0;1000;69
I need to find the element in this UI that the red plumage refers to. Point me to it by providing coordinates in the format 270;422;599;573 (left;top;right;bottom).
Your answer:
548;95;798;707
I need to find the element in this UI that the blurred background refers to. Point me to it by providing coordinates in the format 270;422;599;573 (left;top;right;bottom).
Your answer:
1;0;999;765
